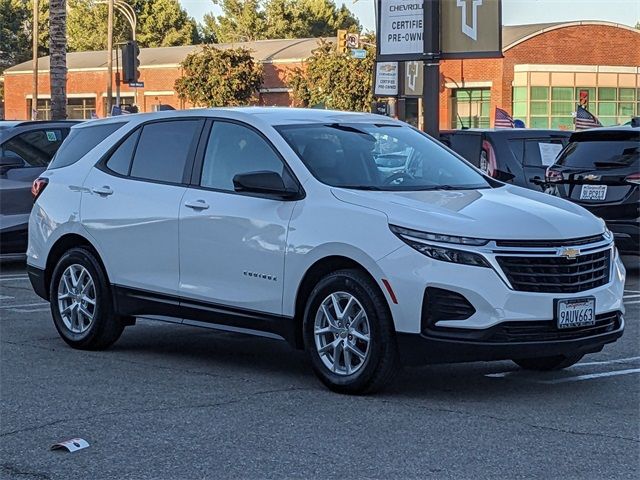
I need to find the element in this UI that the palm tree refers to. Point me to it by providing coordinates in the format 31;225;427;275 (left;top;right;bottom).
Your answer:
49;0;67;120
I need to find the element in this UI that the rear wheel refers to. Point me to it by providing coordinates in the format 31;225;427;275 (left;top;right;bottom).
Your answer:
303;269;399;394
513;353;583;371
50;247;124;350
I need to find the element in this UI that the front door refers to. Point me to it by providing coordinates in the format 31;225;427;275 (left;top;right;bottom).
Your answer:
179;120;298;315
82;118;203;295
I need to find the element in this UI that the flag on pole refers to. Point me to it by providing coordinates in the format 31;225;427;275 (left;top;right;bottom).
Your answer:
575;105;602;130
494;107;514;128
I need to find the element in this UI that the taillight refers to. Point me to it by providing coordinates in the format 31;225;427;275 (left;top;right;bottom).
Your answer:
481;140;497;178
31;177;48;201
625;172;640;185
545;167;563;183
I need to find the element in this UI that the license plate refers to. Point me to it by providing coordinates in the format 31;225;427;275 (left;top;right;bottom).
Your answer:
580;184;607;200
557;298;596;329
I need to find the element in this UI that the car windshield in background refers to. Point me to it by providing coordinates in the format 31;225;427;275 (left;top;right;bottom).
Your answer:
556;135;640;169
277;123;490;191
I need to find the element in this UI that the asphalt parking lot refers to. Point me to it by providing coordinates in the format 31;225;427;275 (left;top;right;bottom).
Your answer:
1;258;638;480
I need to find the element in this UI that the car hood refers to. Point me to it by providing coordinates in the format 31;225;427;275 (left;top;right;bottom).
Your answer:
331;184;604;240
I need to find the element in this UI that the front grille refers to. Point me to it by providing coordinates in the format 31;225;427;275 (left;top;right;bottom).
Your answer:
497;249;611;293
488;312;620;343
495;234;605;248
422;287;475;330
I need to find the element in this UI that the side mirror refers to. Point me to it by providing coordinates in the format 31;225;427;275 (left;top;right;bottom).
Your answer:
0;155;24;173
494;169;516;182
233;171;300;199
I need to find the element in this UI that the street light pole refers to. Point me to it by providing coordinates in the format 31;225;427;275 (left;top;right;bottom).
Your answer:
32;0;39;120
106;0;114;115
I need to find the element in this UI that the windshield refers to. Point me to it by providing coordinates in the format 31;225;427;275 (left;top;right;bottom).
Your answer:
276;123;490;191
556;136;639;169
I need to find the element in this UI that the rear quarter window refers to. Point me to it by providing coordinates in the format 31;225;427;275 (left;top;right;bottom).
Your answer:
49;122;126;169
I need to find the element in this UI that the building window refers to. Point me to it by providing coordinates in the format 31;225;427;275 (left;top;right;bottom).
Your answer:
27;99;51;120
28;98;96;120
67;98;96;119
102;97;135;116
514;86;638;130
451;88;491;129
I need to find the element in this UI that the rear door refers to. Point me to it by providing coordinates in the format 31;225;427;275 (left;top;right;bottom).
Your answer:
82;118;204;295
548;130;639;219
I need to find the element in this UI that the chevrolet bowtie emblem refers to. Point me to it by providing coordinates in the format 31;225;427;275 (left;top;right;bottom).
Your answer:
583;174;600;181
558;247;580;259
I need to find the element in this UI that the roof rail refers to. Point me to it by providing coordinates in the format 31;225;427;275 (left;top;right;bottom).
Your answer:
14;120;82;127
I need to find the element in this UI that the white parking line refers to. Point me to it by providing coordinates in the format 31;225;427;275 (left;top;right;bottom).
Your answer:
0;302;48;309
0;276;29;282
538;368;640;384
485;356;640;379
623;294;640;298
8;307;50;313
624;300;640;305
0;295;15;300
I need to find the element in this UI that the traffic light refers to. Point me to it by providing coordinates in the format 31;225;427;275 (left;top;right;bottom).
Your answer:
122;41;140;84
337;29;348;54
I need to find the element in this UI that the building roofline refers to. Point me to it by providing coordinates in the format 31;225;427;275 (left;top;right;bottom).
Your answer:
504;20;640;51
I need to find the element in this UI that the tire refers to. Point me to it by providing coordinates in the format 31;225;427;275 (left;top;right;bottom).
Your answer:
49;247;124;350
303;269;399;394
513;353;583;371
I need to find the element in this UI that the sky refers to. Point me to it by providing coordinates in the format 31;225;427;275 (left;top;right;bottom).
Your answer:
179;0;640;32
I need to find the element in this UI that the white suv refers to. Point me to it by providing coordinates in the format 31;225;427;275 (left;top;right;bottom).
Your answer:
27;108;626;393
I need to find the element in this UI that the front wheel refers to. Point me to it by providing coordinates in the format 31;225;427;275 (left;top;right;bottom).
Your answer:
303;269;399;394
513;353;583;371
50;247;124;350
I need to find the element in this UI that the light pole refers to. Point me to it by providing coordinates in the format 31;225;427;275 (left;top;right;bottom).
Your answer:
97;0;137;114
32;0;39;120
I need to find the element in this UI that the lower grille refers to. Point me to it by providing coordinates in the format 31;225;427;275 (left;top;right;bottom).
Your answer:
422;287;475;330
488;311;620;343
497;249;611;293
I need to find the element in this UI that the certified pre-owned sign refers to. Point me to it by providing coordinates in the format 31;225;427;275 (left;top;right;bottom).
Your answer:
377;0;426;60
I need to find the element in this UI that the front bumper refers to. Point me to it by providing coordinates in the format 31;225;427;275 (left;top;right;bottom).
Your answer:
397;312;624;365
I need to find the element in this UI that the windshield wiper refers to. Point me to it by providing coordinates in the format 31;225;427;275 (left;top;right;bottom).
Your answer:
336;185;383;190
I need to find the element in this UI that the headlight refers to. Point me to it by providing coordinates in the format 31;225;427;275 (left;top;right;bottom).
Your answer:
389;225;489;246
390;226;491;267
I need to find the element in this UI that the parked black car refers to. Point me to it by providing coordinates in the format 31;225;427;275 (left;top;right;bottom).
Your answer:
440;129;571;190
546;125;639;255
0;120;79;260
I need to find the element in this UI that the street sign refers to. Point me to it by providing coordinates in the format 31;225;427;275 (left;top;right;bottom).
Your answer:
440;0;502;58
351;49;367;59
403;61;424;97
374;62;399;96
377;0;428;61
128;81;144;88
346;33;360;49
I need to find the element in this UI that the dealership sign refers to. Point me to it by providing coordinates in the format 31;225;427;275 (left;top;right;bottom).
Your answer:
374;62;399;96
376;0;502;61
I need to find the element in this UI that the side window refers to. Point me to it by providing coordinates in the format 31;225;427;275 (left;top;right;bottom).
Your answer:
105;130;140;175
1;129;64;167
523;139;566;167
200;122;284;192
49;123;125;169
130;120;201;183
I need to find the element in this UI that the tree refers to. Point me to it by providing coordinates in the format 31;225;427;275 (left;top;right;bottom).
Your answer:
49;0;67;119
288;38;374;112
202;0;360;43
0;0;32;70
174;45;263;107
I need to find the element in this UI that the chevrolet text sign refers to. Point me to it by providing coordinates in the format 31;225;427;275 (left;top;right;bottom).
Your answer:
376;0;502;61
378;0;425;58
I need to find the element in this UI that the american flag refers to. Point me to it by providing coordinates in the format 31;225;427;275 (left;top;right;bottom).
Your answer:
575;105;602;130
494;107;514;128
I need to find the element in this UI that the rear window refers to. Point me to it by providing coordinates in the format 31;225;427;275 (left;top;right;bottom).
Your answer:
509;138;567;167
49;122;125;169
556;136;639;169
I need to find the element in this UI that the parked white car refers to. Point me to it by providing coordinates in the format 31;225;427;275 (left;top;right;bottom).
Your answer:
27;108;626;393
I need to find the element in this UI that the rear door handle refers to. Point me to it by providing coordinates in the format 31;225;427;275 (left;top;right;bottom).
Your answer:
91;186;113;196
184;199;210;210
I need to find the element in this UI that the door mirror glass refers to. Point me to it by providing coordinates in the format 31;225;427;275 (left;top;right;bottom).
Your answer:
233;171;298;198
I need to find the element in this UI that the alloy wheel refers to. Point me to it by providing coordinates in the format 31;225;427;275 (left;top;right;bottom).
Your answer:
57;264;96;334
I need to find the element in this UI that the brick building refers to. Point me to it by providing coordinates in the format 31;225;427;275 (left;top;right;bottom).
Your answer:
2;21;639;129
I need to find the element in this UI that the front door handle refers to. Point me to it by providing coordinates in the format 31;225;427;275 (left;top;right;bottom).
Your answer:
184;199;210;210
91;185;113;196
